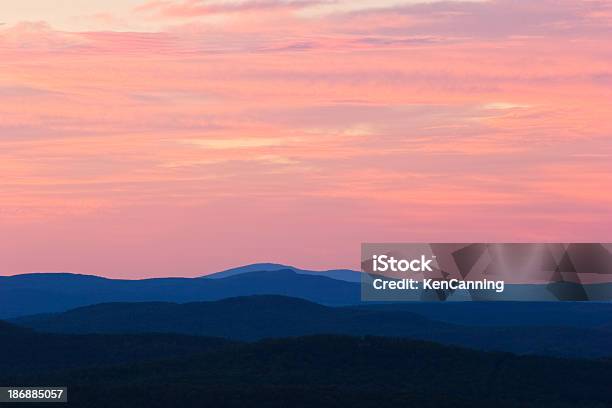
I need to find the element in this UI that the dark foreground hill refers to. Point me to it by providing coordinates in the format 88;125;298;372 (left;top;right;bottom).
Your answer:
3;335;611;408
12;296;612;358
0;320;232;375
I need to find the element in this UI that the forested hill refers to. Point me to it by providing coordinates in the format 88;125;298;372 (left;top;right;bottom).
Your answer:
12;295;612;358
3;335;611;408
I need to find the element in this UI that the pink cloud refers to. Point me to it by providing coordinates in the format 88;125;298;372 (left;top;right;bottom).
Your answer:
1;1;611;277
135;0;324;18
343;0;612;38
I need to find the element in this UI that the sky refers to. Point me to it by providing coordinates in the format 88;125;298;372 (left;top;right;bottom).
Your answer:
1;0;611;278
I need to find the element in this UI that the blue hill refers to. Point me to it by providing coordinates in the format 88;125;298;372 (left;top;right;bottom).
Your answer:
205;263;361;282
10;295;612;358
2;266;611;331
0;269;360;318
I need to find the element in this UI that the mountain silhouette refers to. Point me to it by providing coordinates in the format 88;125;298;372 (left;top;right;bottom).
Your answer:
206;263;361;282
0;269;360;318
5;265;612;324
12;295;612;358
2;335;611;408
0;319;232;375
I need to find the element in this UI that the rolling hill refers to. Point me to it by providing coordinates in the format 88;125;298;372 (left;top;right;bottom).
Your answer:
3;265;612;327
0;268;360;318
3;335;611;408
12;295;612;358
205;263;361;282
0;320;233;375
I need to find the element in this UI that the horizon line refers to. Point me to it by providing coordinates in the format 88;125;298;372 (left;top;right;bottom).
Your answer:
0;262;361;280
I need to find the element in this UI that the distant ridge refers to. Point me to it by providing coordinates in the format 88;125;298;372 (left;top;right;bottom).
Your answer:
0;268;360;319
204;263;361;282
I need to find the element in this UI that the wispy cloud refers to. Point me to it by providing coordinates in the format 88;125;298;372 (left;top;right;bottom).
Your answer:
136;0;327;18
1;0;611;277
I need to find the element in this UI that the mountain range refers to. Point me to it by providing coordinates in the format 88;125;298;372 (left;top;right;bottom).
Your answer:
3;264;612;330
0;265;361;318
205;263;360;282
3;263;612;407
10;295;612;358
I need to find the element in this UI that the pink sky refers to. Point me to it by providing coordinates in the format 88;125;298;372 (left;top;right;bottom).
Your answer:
1;0;611;278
